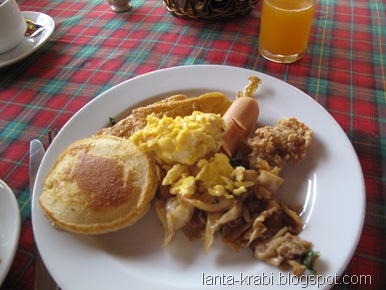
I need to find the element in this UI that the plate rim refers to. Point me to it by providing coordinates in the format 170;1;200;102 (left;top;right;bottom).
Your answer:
0;179;21;286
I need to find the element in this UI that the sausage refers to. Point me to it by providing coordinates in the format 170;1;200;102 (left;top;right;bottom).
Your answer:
221;97;259;157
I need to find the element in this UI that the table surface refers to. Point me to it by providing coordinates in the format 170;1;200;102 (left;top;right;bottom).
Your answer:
1;0;385;289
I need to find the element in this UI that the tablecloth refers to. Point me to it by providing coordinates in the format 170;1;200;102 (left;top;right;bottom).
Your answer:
0;0;385;289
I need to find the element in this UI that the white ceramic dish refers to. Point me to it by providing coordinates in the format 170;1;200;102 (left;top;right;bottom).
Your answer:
0;180;21;286
0;11;55;68
32;65;365;290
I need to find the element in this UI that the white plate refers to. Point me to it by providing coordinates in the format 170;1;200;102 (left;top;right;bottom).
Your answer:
0;180;21;286
0;11;55;68
32;65;365;290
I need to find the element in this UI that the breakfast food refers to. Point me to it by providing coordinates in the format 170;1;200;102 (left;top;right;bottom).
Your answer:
221;75;261;157
96;92;232;138
221;96;260;156
39;135;157;234
242;117;314;175
126;76;317;276
131;110;316;275
130;111;226;165
40;75;319;276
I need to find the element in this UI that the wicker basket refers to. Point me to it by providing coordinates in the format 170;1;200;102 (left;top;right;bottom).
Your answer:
163;0;260;21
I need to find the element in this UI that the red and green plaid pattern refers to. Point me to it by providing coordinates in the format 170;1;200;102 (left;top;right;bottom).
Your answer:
0;0;385;289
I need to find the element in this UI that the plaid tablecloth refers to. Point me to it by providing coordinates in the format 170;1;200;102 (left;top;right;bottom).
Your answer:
0;0;385;289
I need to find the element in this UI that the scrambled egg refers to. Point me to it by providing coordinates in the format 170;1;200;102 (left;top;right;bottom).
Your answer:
130;111;225;165
131;111;255;200
163;153;255;199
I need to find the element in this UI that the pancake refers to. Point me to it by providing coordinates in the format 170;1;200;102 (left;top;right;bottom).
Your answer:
39;135;157;234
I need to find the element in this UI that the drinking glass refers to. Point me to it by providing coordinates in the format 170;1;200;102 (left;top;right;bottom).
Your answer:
258;0;316;63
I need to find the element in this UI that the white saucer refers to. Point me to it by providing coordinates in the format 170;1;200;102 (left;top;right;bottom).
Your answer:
0;11;55;68
0;180;21;286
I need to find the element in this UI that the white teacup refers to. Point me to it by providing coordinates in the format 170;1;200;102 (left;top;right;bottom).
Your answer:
107;0;132;12
0;0;27;54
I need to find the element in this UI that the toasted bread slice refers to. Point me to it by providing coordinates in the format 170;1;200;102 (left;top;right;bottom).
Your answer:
39;135;157;234
96;92;232;138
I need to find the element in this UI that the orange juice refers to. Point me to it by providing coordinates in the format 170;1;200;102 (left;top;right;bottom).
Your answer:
259;0;315;63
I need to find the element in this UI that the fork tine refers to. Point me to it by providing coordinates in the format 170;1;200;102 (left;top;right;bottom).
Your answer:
48;129;58;145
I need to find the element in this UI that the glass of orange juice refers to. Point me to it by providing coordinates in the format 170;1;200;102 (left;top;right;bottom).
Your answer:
258;0;316;63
